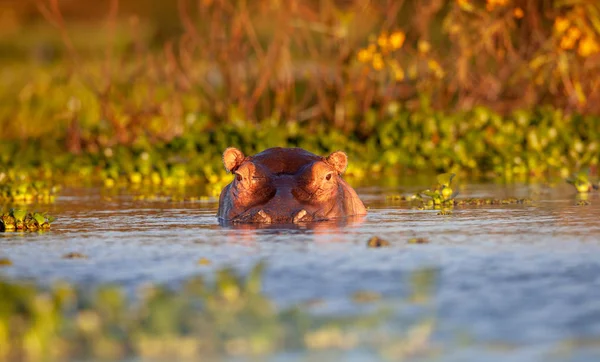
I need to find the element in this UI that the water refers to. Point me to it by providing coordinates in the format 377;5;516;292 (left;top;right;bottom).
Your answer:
2;183;600;361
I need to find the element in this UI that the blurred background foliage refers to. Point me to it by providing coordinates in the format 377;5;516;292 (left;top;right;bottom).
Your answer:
0;262;437;361
0;0;599;186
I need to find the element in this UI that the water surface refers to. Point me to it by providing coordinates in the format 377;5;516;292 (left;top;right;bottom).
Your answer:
2;183;600;361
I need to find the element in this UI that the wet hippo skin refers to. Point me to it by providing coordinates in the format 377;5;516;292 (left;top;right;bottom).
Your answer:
217;147;367;223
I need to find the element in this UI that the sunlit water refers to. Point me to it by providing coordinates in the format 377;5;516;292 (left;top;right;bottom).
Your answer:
2;183;600;361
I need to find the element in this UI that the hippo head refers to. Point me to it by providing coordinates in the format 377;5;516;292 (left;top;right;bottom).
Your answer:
217;147;367;224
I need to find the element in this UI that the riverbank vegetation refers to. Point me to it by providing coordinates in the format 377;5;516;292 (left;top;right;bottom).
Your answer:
1;0;599;192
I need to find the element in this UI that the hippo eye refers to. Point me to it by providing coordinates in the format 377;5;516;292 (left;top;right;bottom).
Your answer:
325;173;332;181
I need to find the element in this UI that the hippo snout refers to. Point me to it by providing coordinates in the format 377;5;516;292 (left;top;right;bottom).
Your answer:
232;208;315;224
292;209;313;223
231;209;272;224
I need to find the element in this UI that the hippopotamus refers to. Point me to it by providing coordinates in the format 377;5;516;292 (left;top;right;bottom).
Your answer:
217;147;367;224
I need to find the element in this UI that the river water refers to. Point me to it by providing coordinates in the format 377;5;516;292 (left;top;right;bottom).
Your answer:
1;183;600;361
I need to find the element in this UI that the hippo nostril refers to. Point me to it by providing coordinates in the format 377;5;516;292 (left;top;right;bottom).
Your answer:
256;210;272;223
292;209;309;224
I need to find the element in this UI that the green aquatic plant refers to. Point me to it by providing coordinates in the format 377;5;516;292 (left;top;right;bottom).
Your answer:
566;169;597;193
408;238;430;244
1;102;600;196
0;210;54;232
351;290;382;304
0;180;58;204
384;172;533;210
0;263;436;361
418;173;458;209
367;236;391;248
62;252;88;259
0;214;16;231
11;209;27;230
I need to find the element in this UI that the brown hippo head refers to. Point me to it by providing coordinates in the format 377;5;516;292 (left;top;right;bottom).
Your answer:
217;147;367;224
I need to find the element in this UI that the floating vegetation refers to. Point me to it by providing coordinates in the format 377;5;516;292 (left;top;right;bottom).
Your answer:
0;209;55;232
62;252;88;259
132;194;208;203
99;159;206;190
0;263;436;361
351;290;382;304
197;257;211;265
418;173;458;208
1;104;599;194
386;194;410;202
383;173;536;210
566;169;598;193
367;236;391;248
0;258;12;267
0;180;59;204
408;238;430;244
452;197;533;206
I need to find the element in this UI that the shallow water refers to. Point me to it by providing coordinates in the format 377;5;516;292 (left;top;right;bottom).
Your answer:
2;183;600;361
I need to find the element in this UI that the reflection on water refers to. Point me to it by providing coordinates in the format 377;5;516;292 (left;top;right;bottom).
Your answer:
219;215;367;242
1;184;600;361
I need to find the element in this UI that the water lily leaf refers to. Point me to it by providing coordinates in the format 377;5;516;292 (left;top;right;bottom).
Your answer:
11;209;27;222
441;187;453;200
33;212;46;225
575;168;590;182
421;190;439;198
436;173;455;187
567;169;591;193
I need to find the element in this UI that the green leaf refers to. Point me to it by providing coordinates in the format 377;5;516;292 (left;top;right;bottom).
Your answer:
436;173;455;187
33;212;46;225
421;190;439;198
246;261;266;295
11;209;27;222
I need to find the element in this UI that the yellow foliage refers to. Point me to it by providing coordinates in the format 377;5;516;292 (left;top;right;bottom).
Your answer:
560;36;576;50
389;60;405;81
486;0;508;11
513;8;524;19
573;81;586;104
567;27;582;41
372;53;384;70
389;31;406;50
377;32;389;51
456;0;474;12
428;60;445;79
357;49;372;63
559;26;586;51
418;40;431;54
393;67;405;81
554;17;570;33
578;36;600;57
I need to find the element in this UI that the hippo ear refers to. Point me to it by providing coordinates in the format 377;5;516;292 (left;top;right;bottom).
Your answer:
326;151;348;174
223;147;245;172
